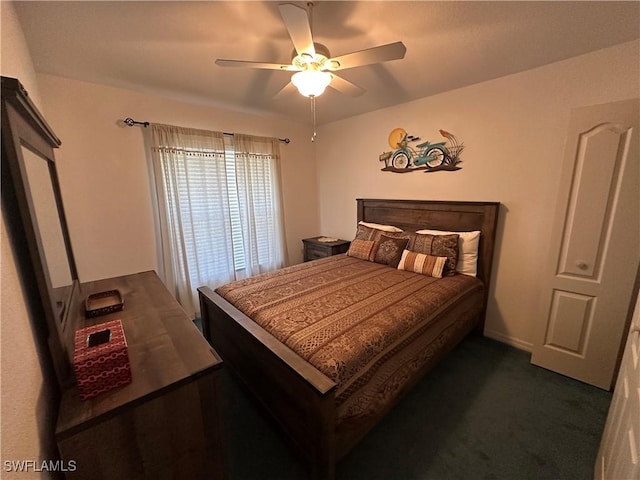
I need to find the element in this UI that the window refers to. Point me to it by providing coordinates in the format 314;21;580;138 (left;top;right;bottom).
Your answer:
224;136;246;270
149;124;286;317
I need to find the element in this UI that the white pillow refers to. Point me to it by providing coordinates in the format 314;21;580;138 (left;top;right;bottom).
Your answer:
415;229;481;276
358;221;403;233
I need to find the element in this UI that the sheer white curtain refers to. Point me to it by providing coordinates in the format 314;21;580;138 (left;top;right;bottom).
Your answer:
233;133;287;275
150;124;233;316
149;124;287;317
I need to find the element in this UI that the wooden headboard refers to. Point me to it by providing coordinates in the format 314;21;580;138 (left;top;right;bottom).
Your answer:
357;198;500;318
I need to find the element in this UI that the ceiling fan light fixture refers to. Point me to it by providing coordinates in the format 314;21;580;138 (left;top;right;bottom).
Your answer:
291;69;331;97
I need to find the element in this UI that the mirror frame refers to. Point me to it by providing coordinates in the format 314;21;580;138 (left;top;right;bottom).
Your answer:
1;76;79;387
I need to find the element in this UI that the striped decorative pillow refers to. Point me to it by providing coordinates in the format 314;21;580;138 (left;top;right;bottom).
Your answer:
397;250;447;278
347;239;378;261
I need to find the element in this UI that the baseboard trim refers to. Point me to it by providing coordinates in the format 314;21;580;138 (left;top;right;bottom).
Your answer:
483;329;533;352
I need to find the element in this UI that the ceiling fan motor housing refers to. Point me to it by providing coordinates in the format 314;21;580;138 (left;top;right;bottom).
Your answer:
292;43;339;70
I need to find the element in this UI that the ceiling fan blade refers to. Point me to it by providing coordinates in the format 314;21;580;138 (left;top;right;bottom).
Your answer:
329;73;365;97
327;41;406;71
278;3;315;57
215;59;299;71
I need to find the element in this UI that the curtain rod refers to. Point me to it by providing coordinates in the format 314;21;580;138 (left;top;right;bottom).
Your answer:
123;117;291;144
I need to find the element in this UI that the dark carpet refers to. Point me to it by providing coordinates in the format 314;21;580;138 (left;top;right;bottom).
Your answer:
215;334;612;480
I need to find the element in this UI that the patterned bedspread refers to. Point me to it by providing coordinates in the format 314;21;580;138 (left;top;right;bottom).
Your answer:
216;254;483;422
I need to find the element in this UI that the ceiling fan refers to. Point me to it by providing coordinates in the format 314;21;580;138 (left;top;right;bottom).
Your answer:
215;2;407;99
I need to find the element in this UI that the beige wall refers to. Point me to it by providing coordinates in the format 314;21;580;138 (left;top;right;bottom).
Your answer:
315;40;640;350
1;1;58;477
36;74;319;282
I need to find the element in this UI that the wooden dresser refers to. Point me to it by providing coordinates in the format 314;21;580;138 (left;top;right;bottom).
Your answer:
55;271;225;480
302;237;350;261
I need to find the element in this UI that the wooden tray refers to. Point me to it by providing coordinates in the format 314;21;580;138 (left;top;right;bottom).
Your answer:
85;289;124;318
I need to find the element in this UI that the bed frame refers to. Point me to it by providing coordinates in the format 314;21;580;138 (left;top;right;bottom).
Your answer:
198;199;500;479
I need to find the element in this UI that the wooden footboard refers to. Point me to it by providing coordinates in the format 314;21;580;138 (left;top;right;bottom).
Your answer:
198;287;338;480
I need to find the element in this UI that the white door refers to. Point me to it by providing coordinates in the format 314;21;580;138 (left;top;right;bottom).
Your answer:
531;98;639;390
595;283;640;479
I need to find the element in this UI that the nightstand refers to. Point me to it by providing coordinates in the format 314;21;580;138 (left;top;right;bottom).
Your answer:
303;237;351;262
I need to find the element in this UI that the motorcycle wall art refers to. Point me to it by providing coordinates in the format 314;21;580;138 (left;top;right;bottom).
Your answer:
379;128;464;173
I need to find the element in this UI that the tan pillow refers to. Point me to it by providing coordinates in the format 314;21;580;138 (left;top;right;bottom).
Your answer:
397;250;447;278
347;239;378;261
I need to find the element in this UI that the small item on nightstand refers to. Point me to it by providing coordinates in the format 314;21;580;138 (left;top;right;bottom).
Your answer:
85;289;124;318
73;319;131;400
317;236;339;243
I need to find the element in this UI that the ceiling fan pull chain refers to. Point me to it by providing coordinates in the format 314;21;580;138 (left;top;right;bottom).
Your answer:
311;95;317;142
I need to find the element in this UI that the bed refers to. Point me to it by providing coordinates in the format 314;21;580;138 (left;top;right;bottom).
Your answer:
198;198;500;479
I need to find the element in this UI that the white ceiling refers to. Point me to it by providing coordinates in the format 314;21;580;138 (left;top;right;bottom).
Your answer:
14;1;640;125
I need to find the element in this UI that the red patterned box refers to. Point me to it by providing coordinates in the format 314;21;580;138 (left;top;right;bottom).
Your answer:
73;319;131;400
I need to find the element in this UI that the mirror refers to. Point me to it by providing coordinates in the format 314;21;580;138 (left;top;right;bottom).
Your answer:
1;76;79;387
21;145;74;319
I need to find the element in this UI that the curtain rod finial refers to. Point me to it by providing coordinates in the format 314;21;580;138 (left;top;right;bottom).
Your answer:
123;117;149;128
